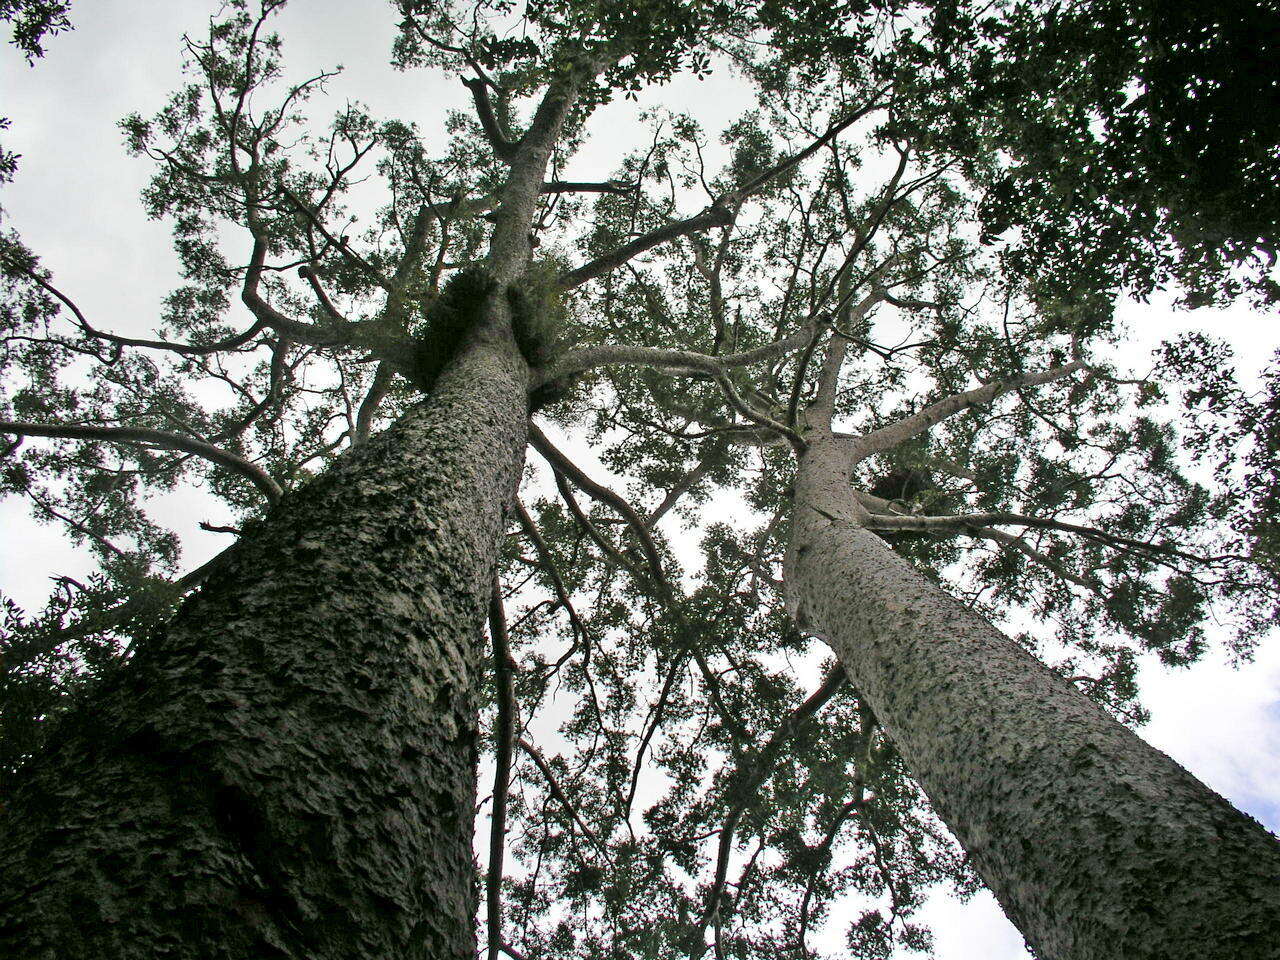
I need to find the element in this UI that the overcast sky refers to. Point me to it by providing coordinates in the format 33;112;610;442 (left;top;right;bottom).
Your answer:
2;3;1278;957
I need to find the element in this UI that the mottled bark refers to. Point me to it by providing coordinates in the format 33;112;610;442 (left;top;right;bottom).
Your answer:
785;438;1280;960
0;341;530;960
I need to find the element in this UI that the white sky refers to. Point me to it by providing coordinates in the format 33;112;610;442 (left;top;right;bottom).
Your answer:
2;3;1277;957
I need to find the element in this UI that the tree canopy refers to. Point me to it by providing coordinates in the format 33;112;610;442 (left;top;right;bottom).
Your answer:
2;1;1279;957
0;0;72;186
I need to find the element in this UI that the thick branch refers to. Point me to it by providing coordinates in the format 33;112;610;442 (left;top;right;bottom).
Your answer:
297;265;354;325
692;227;735;351
711;370;806;452
0;421;283;504
559;202;735;289
810;288;883;428
530;424;665;578
462;77;517;161
810;331;849;425
540;321;820;386
241;236;354;347
860;489;1100;588
353;363;393;445
487;59;601;280
856;361;1088;456
973;527;1099;589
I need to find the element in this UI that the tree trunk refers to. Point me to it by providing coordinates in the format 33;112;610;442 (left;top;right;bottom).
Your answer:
0;341;529;960
785;440;1280;960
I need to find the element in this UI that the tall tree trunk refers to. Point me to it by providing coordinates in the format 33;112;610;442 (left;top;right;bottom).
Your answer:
0;340;529;960
784;438;1280;960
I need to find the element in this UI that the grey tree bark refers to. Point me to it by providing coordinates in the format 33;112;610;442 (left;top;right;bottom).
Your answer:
0;340;530;960
785;435;1280;960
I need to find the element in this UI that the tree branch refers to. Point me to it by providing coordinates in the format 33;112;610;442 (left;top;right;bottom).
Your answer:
539;321;820;386
513;498;590;657
559;202;736;289
487;57;605;279
278;188;391;290
0;421;283;504
729;94;887;203
517;738;605;850
462;77;517;161
353;363;393;444
297;265;354;325
809;287;883;427
856;361;1088;456
17;544;234;657
647;459;714;526
710;370;806;452
542;180;632;195
861;509;1202;564
695;667;847;955
14;261;267;357
972;527;1099;589
531;425;748;745
624;656;682;820
556;102;885;291
797;710;878;956
241;235;355;347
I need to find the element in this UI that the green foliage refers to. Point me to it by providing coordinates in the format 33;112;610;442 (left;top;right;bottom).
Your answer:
723;0;1280;304
412;258;572;390
962;0;1280;304
414;266;497;384
0;575;186;791
1;0;70;62
394;0;754;108
507;257;568;367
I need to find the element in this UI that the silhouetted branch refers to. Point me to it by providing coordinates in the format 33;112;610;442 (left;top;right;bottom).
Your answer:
0;420;283;503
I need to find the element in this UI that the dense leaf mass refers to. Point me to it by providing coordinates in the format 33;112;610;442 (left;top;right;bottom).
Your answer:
2;1;1278;957
965;0;1280;305
1;0;70;60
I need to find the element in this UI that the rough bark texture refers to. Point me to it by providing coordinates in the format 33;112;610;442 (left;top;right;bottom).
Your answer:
0;341;530;960
785;438;1280;960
